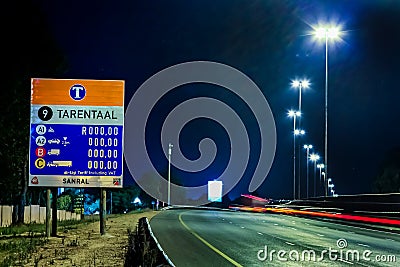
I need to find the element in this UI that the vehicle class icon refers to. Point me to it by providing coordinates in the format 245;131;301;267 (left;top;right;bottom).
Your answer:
47;161;57;167
70;84;86;101
35;147;47;157
48;138;60;144
35;136;46;146
48;149;60;156
54;161;72;167
36;125;47;135
35;158;46;169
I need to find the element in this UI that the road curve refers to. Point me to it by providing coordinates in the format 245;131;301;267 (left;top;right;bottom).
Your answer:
149;208;400;267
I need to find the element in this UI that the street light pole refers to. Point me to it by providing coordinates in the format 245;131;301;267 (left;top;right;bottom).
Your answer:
292;79;310;199
324;34;329;198
317;163;325;197
168;143;173;206
309;153;320;197
315;26;340;197
293;118;296;200
294;128;305;199
303;144;313;198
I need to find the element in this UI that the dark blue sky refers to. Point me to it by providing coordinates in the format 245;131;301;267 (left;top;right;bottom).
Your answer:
34;0;400;199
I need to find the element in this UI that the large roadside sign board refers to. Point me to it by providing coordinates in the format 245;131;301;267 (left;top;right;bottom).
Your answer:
29;78;125;188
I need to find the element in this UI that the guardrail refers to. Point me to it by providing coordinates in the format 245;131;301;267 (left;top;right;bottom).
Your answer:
125;217;174;267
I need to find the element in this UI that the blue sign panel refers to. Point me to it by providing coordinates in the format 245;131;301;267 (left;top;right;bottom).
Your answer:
30;124;123;177
29;78;125;188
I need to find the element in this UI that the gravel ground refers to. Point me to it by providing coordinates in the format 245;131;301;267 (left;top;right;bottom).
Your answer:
22;210;159;267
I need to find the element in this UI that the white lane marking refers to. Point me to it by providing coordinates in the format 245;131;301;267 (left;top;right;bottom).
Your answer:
290;227;297;231
357;243;370;248
274;224;279;226
274;213;400;237
258;232;263;235
291;221;296;224
317;234;324;237
241;226;245;229
323;221;400;236
229;221;232;224
285;242;295;246
262;220;266;223
338;258;354;265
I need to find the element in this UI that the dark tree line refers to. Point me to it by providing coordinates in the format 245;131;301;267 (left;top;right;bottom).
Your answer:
0;1;148;222
0;0;66;224
373;147;400;193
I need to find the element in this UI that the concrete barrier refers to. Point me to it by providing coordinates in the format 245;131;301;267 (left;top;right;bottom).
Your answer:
24;206;31;224
0;206;13;227
30;205;40;223
1;205;80;226
125;217;174;266
58;210;66;221
39;207;46;223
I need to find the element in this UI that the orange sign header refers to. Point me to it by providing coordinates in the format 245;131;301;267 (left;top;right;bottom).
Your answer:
31;78;124;106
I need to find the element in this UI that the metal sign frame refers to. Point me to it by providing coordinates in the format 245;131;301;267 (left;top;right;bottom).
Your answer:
29;78;125;188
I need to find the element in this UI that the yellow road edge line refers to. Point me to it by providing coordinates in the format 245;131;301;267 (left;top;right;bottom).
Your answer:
178;212;243;267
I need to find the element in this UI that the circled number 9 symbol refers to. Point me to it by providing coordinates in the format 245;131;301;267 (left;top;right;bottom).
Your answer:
38;106;53;121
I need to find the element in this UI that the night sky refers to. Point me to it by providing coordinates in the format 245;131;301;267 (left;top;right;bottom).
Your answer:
30;0;400;200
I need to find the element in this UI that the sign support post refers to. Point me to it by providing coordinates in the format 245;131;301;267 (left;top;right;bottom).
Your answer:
51;188;58;237
46;189;51;238
100;189;106;235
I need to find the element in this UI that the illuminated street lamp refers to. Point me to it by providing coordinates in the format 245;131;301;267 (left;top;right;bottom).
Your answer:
303;144;313;198
327;178;335;196
317;163;325;196
309;153;320;162
330;185;338;196
288;110;301;118
291;79;310;114
313;24;342;197
288;110;301;199
309;153;320;197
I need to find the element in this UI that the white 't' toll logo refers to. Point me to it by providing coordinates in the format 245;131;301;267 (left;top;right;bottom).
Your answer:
70;84;86;101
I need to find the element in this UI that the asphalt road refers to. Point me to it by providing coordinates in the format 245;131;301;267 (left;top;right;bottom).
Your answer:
149;208;400;267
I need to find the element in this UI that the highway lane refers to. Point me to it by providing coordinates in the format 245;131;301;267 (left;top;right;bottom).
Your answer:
149;208;400;266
